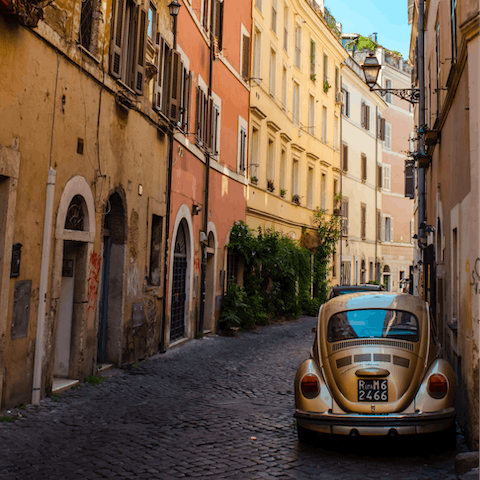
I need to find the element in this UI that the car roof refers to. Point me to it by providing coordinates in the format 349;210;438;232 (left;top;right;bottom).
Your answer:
321;292;427;320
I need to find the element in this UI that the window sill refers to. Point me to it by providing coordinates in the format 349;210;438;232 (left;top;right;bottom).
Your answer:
77;44;100;64
116;79;137;97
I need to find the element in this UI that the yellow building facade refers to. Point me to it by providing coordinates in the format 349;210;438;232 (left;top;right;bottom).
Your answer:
247;0;348;241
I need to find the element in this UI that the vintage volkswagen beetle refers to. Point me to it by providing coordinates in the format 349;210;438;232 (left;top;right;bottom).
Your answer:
294;292;456;444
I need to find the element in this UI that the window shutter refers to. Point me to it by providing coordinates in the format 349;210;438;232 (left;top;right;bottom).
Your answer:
381;216;386;242
405;163;415;198
169;50;182;122
110;0;126;79
377;165;383;188
207;97;214;150
182;71;192;132
381;117;386;141
133;7;147;94
195;87;201;140
242;35;250;80
366;105;370;130
215;0;224;51
343;144;348;171
155;36;165;112
361;155;367;180
361;102;365;127
384;165;391;190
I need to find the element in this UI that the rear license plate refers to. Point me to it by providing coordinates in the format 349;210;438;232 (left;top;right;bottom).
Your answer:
358;379;388;402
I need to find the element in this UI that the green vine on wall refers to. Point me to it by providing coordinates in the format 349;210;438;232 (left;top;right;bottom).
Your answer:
220;213;342;329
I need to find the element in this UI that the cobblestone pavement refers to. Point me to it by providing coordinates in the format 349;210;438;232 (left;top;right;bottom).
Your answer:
0;316;463;479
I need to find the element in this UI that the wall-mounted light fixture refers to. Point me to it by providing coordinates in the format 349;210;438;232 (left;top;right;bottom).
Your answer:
192;204;202;216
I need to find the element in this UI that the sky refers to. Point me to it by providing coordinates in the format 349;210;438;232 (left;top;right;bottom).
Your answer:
325;0;412;59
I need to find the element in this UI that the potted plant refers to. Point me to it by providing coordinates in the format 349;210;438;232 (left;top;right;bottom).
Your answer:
292;194;301;206
267;179;275;192
280;188;287;198
323;80;331;94
250;175;258;184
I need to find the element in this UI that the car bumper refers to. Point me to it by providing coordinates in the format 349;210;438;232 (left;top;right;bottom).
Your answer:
295;407;455;436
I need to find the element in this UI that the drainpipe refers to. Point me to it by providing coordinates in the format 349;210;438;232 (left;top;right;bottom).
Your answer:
375;104;379;282
198;0;215;335
32;167;56;405
339;79;343;286
417;0;426;292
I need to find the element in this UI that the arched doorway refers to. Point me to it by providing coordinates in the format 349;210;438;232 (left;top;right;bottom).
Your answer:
383;265;391;291
98;192;126;365
170;219;188;342
55;195;89;378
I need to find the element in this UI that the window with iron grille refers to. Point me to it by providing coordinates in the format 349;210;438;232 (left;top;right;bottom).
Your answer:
361;203;366;239
79;0;96;52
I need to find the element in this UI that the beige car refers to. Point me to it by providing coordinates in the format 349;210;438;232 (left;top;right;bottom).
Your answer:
294;292;456;446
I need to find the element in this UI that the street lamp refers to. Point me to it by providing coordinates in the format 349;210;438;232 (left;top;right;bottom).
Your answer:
168;0;181;49
360;53;420;104
362;54;382;88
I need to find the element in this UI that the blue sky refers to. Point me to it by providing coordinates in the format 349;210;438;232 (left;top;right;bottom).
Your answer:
326;0;412;59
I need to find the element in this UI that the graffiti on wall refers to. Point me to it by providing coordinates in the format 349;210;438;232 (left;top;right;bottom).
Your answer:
87;251;102;311
469;258;480;294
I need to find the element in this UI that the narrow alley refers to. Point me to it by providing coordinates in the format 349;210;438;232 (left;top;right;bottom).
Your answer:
0;317;460;480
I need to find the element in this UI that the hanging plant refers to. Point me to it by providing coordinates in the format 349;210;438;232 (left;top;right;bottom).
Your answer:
323;80;331;94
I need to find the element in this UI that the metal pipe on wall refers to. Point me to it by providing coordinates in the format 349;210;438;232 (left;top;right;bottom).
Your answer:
417;0;426;299
198;0;216;335
32;167;56;405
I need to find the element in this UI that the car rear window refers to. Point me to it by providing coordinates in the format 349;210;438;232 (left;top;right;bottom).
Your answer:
332;288;379;296
327;309;419;343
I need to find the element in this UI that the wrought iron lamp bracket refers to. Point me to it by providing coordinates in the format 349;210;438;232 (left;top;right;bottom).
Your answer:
369;87;420;104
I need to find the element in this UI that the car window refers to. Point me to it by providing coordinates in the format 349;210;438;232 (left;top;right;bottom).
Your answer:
327;309;419;343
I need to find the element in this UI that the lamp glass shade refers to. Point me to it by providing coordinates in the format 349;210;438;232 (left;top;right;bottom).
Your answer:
362;55;381;87
168;0;181;16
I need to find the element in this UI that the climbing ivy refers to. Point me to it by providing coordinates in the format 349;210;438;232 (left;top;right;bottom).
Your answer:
220;222;313;329
311;208;342;305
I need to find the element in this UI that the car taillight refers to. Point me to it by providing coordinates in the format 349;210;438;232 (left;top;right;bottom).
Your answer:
427;373;448;399
301;374;320;398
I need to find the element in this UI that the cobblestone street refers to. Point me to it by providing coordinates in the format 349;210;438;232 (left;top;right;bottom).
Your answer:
0;316;461;479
